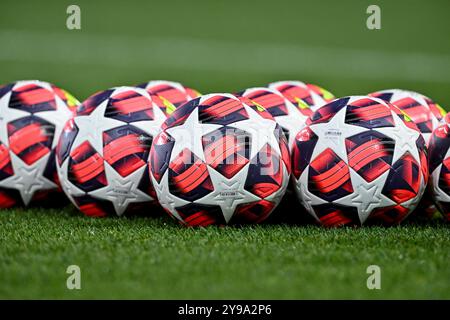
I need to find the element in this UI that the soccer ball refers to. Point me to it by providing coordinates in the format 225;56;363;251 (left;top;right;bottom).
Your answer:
0;80;79;208
428;115;450;222
137;80;201;116
291;96;428;226
369;89;446;145
149;93;291;226
56;86;166;217
268;80;335;112
370;89;446;219
238;87;312;151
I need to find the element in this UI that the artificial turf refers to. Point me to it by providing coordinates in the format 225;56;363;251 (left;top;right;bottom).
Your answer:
0;207;449;299
0;0;449;299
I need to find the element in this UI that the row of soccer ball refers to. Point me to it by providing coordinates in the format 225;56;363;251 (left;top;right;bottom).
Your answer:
0;79;448;227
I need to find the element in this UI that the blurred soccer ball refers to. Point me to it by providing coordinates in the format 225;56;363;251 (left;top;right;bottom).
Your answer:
138;80;201;116
369;89;446;145
268;80;335;112
149;93;291;226
428;114;450;222
0;80;79;208
238;87;312;151
56;86;165;217
291;96;428;226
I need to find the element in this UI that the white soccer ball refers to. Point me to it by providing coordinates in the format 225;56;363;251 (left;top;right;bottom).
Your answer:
149;93;291;226
0;80;79;207
291;96;428;226
56;86;166;217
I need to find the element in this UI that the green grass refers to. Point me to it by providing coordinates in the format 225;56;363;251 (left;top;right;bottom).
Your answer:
0;207;449;299
0;0;449;299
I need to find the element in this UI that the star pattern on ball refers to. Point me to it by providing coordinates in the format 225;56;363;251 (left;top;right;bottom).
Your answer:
273;99;308;150
132;100;167;138
228;103;281;159
265;163;290;205
194;164;260;223
166;108;222;162
151;171;189;222
89;163;153;216
57;159;85;207
71;100;125;156
334;169;396;224
294;167;327;222
431;164;450;204
309;92;328;111
0;152;57;205
33;96;73;148
308;107;366;164
374;111;421;164
0;91;29;147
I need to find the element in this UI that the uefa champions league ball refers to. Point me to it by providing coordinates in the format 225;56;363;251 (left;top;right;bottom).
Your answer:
137;80;201;116
370;89;446;219
149;93;291;226
56;86;166;217
0;80;79;208
238;87;312;151
268;80;335;112
291;96;428;227
428;114;450;222
369;89;446;145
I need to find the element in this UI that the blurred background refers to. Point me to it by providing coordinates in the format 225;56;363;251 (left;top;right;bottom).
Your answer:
0;0;449;106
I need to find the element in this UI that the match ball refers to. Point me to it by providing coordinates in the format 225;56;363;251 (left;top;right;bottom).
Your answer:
369;89;446;145
428;114;450;222
149;93;291;226
137;80;201;116
238;87;312;151
0;80;79;208
291;96;428;226
268;80;335;112
56;86;166;217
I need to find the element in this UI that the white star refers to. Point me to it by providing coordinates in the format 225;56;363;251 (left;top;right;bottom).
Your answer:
194;164;261;223
131;101;167;138
151;170;190;222
71;100;125;156
0;91;29;147
89;162;153;216
57;159;86;208
308;106;366;164
228;103;281;159
334;169;396;224
165;108;221;162
34;96;73;148
431;164;450;204
0;152;57;205
274;100;309;151
310;90;329;111
374;110;422;164
265;162;290;205
293;167;327;222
